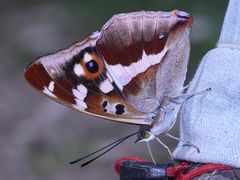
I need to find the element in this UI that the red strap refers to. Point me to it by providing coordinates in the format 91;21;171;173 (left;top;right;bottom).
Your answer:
115;157;234;179
167;162;233;180
177;163;233;180
167;162;190;177
114;156;146;174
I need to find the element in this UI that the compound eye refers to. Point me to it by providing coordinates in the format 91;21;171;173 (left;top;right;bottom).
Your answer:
86;60;99;73
141;130;151;139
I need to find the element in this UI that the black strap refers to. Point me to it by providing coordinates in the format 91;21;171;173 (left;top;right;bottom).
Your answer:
119;160;174;180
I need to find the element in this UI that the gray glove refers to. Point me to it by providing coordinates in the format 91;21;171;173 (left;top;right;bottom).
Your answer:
173;0;240;168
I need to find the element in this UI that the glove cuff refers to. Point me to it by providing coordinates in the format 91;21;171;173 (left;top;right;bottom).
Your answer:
218;0;240;49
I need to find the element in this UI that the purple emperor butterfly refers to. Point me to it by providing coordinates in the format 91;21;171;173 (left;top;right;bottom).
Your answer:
24;10;192;144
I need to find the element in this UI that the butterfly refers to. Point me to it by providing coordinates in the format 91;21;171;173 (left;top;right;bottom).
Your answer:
24;10;192;146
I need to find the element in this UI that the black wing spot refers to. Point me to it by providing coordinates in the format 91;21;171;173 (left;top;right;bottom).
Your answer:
102;100;108;108
86;60;99;73
115;104;125;115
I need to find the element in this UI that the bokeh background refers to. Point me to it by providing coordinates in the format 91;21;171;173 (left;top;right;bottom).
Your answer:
1;0;228;179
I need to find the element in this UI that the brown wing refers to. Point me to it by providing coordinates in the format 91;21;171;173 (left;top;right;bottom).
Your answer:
96;10;192;112
24;33;150;125
24;10;192;125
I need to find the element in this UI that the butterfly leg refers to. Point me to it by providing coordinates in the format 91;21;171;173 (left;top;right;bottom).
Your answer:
167;87;211;105
182;81;191;91
155;136;174;160
164;132;200;153
147;141;156;164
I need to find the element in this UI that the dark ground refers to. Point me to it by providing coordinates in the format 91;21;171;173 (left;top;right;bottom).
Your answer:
0;0;228;179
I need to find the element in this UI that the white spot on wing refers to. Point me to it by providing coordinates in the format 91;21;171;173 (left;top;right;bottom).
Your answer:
108;64;132;87
83;53;92;63
77;84;88;95
104;62;123;91
72;84;88;110
106;71;113;82
74;64;85;76
43;87;56;98
50;69;55;74
75;100;87;110
72;102;87;111
48;81;55;92
108;47;168;87
99;80;114;93
72;89;85;101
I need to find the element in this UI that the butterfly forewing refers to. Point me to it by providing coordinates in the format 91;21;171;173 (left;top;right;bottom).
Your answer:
24;33;150;125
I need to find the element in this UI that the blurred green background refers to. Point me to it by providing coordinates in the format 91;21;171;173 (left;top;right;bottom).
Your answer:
0;0;228;179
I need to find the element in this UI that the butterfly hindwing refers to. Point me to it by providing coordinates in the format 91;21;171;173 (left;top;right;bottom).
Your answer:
96;11;191;112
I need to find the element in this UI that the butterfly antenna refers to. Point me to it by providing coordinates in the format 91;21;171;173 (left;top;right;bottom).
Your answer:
155;136;173;160
81;136;127;167
164;132;200;153
69;131;139;166
147;141;156;164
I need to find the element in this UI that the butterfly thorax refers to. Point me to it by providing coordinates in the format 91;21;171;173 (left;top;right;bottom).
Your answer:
137;95;182;142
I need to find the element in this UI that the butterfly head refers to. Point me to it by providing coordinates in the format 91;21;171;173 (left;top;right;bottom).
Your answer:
135;130;155;143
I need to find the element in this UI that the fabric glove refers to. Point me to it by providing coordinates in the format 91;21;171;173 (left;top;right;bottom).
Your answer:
173;0;240;168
